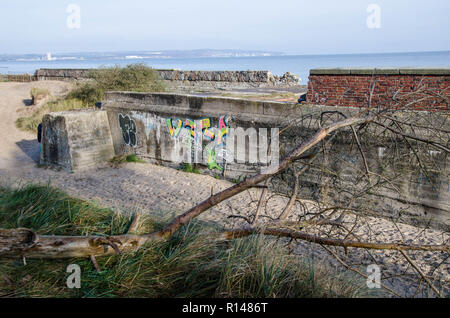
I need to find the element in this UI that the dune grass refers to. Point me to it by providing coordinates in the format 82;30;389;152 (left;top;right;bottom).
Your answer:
30;87;50;99
179;163;201;174
16;64;165;134
0;184;367;298
16;98;88;133
108;154;146;167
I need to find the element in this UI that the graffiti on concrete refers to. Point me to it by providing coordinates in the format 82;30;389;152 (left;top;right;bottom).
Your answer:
217;116;230;146
166;118;183;137
166;115;229;143
119;113;279;172
164;115;232;171
118;113;137;147
184;119;196;139
200;117;215;140
417;171;450;193
207;148;223;171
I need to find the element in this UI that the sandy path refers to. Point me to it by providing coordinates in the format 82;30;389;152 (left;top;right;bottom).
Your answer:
0;81;448;298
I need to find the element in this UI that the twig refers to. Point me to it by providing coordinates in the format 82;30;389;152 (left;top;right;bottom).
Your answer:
220;227;450;252
321;245;403;298
127;213;141;234
90;255;101;273
252;178;271;225
398;249;442;298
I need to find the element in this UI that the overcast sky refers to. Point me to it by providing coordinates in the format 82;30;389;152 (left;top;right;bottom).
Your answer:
1;0;449;55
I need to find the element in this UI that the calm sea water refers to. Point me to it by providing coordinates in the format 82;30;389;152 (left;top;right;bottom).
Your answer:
1;51;449;84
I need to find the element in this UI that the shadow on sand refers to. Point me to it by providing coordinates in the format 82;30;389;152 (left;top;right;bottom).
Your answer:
16;139;40;163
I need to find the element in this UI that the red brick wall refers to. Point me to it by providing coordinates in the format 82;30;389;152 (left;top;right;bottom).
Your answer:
307;71;449;111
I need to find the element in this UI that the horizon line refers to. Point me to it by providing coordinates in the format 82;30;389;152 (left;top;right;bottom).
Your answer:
1;49;450;57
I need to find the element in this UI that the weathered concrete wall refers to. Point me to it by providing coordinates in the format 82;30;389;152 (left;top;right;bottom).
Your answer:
101;92;449;230
103;92;283;177
40;91;449;230
40;110;115;172
307;68;450;110
33;68;300;90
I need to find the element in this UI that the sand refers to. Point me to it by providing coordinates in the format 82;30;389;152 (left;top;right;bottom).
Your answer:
0;81;448;297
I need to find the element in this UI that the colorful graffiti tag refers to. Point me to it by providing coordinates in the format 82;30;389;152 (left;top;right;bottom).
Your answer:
200;118;215;140
166;118;183;137
118;113;137;147
165;115;231;170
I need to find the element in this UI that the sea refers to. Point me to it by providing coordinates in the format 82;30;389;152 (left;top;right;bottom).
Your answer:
1;50;449;84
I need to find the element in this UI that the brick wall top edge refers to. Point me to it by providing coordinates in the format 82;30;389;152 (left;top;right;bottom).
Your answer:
310;68;450;76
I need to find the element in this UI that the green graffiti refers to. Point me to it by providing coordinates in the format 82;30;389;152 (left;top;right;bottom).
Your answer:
207;148;223;171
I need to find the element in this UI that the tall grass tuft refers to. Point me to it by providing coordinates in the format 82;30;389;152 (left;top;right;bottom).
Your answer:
30;87;50;100
16;98;88;133
16;64;165;134
0;184;366;298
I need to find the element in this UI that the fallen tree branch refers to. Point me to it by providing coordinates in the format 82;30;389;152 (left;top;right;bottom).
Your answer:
158;114;376;238
252;178;271;225
321;244;403;298
0;228;158;258
277;174;299;221
0;113;376;258
219;227;450;252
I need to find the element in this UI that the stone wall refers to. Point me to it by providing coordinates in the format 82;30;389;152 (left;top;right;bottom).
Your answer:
33;68;300;89
307;68;449;110
35;68;90;81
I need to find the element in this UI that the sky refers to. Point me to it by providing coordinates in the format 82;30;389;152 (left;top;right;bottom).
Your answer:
0;0;449;55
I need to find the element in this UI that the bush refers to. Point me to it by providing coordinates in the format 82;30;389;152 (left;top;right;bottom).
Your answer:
69;64;165;105
0;184;366;298
89;64;165;93
67;82;103;105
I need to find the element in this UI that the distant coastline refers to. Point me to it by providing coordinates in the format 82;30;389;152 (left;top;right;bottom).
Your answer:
1;50;450;83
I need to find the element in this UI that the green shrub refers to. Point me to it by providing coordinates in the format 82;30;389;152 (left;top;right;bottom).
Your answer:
89;63;165;93
67;82;103;105
125;154;145;163
68;64;165;105
0;184;366;298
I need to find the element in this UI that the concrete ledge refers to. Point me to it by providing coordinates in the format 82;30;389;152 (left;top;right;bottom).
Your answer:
104;91;292;116
350;68;400;75
399;68;450;75
310;68;450;76
310;68;351;75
